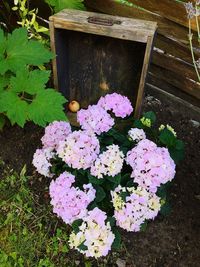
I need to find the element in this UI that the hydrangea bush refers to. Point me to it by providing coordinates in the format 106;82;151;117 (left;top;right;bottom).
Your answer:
33;93;184;259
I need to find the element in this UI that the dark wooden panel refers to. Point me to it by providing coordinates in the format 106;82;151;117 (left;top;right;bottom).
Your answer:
152;50;198;81
149;65;200;99
54;29;146;108
128;0;197;31
84;0;199;48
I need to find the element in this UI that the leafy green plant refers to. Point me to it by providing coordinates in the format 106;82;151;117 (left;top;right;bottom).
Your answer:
12;0;49;43
0;27;67;129
45;0;85;12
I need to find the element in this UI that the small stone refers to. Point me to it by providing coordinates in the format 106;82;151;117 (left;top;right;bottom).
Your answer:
116;258;126;267
190;119;200;128
75;260;80;266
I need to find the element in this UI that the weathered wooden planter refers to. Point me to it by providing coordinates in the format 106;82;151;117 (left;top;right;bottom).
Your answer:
49;9;157;118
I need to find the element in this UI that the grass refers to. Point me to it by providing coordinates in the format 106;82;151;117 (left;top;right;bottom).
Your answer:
0;163;76;267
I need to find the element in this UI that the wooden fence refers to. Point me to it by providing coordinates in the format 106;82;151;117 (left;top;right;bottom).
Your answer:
84;0;200;102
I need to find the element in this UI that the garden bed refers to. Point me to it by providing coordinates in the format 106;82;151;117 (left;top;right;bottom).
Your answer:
0;91;200;267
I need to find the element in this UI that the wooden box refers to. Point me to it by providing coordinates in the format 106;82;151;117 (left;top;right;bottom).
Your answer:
49;9;157;118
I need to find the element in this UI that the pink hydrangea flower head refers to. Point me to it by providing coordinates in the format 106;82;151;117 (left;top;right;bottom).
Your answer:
41;121;72;149
97;93;133;118
77;105;115;135
126;139;176;192
90;144;124;178
111;186;161;232
49;171;96;225
57;130;100;170
128;128;146;142
69;207;115;258
32;147;55;177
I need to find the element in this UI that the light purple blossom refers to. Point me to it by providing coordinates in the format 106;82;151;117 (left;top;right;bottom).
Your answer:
111;186;161;232
97;93;133;118
128;128;146;142
57;130;100;170
126;139;176;193
41;121;72;149
69;208;115;258
49;172;96;225
32;148;55;177
77;105;114;135
90;144;124;178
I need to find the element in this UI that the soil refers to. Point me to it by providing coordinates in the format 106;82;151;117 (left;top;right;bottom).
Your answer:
0;91;200;267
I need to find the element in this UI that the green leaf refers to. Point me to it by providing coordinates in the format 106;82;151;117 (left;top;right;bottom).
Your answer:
111;228;121;250
10;69;50;94
143;111;156;124
95;185;106;203
0;29;6;61
106;174;121;185
0;75;10;90
169;147;184;164
78;242;87;251
159;201;171;216
133;119;145;129
88;173;103;185
0;91;28;127
0;28;53;74
71;219;83;234
45;0;85;12
121;173;131;186
28;89;67;127
159;129;176;147
107;216;116;227
140;221;148;232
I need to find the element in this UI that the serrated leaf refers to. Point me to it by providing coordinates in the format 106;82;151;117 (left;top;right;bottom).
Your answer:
10;69;50;94
159;129;176;147
45;0;85;12
0;28;53;74
88;173;104;185
140;221;148;232
111;228;121;250
0;91;28;127
72;219;83;234
169;147;184;164
0;29;6;61
143;111;156;124
78;242;87;251
0;75;10;90
28;89;67;127
95;185;106;203
106;174;121;185
107;216;116;227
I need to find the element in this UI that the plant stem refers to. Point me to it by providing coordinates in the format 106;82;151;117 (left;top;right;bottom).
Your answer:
195;4;200;42
188;19;200;82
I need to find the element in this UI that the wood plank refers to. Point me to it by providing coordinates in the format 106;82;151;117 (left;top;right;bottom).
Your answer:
155;34;200;65
50;9;157;43
84;0;199;48
152;50;198;81
148;64;200;99
128;0;197;31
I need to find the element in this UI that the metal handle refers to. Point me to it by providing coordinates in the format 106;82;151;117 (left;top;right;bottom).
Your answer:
87;16;121;26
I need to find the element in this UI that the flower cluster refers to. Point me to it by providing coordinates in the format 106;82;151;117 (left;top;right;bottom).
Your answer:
128;128;146;142
97;93;133;118
33;92;181;259
90;145;124;178
159;124;177;137
49;172;96;224
57;130;100;170
77;105;114;135
41;121;72;149
32;148;55;177
126;139;176;193
69;208;115;258
111;186;161;232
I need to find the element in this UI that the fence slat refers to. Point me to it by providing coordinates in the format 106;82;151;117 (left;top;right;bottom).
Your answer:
149;65;200;99
128;0;197;31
